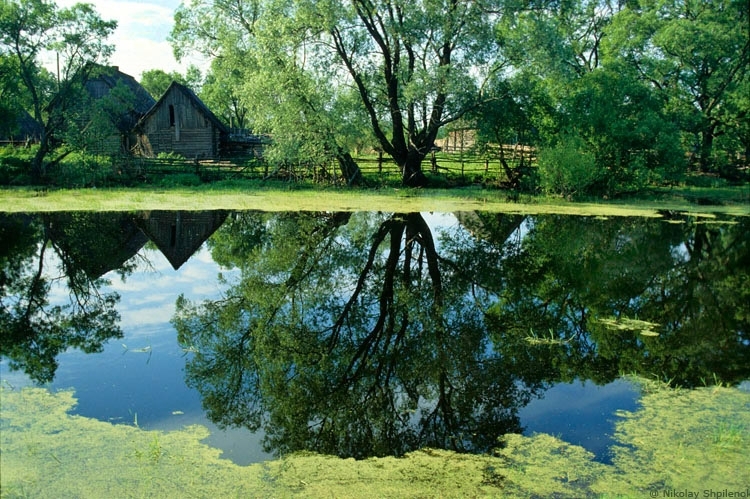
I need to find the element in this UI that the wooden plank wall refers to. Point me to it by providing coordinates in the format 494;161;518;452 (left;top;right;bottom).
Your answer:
144;129;220;159
141;88;221;159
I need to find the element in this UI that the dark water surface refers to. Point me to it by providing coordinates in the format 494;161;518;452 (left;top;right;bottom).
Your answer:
1;210;747;465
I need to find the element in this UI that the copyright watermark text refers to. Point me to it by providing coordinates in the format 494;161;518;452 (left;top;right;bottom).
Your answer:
649;489;750;498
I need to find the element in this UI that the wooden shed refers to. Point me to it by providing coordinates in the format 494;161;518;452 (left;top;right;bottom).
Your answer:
135;82;228;160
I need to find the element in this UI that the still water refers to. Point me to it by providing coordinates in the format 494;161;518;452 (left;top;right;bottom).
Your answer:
1;210;748;466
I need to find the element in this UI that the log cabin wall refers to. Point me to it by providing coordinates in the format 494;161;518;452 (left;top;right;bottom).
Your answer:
138;83;226;159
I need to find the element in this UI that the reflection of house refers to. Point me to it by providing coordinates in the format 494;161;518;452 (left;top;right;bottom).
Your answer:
83;65;156;154
44;213;149;279
135;82;229;160
136;211;228;270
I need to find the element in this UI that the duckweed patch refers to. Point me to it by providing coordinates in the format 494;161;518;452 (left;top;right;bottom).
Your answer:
1;379;748;498
596;317;662;337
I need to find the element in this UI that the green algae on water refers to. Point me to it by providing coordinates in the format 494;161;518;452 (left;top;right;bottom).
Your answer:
1;379;748;498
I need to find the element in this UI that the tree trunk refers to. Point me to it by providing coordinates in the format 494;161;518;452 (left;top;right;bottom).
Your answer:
30;135;51;183
336;151;364;186
400;151;428;187
699;125;716;172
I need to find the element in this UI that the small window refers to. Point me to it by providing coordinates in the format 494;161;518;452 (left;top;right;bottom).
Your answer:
169;105;175;126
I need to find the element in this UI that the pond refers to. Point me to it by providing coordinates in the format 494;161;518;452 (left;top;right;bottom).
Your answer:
1;209;748;497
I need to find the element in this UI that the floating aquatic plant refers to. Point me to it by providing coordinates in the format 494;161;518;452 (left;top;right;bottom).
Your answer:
595;317;661;337
1;379;747;498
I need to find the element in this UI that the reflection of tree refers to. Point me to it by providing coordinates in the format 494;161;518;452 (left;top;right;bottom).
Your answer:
175;210;749;459
464;214;750;388
174;211;544;459
0;213;130;383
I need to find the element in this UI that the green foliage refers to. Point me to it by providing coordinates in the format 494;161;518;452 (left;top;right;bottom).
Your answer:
0;146;34;184
170;0;505;186
537;134;601;197
0;0;117;180
154;173;202;187
155;152;187;162
140;67;202;99
604;0;749;173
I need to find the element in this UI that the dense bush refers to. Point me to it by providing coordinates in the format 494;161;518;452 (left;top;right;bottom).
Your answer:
537;134;601;198
50;152;118;187
0;146;33;185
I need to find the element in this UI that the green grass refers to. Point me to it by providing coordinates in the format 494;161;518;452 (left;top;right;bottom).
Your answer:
0;182;748;216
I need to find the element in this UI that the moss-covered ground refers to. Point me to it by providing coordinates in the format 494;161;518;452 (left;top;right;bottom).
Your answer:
1;377;748;498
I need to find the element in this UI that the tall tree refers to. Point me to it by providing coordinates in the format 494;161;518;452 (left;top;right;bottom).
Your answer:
605;0;750;172
199;58;248;129
171;0;502;186
171;0;367;184
0;0;116;180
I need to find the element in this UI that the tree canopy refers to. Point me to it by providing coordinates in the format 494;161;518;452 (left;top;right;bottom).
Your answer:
1;0;746;190
167;0;747;190
0;0;117;179
171;0;507;186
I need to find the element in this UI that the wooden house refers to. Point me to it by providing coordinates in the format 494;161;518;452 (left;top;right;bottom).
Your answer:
81;65;156;154
135;82;228;160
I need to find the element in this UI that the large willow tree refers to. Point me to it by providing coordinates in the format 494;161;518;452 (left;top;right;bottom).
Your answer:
171;0;502;186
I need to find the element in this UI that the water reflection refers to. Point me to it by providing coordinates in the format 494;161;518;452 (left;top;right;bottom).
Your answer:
175;211;750;459
0;211;228;383
1;210;748;461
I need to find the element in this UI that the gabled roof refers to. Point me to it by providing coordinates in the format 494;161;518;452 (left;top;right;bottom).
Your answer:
139;81;228;134
84;64;156;132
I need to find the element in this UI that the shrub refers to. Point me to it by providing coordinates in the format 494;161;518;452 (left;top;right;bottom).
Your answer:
0;147;33;185
51;152;117;187
537;134;601;198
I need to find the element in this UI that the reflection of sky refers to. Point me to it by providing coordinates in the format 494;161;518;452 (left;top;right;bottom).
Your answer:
0;243;265;464
519;379;640;463
0;217;639;466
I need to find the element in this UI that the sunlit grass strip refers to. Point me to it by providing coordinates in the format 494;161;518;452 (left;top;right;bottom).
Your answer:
1;185;748;216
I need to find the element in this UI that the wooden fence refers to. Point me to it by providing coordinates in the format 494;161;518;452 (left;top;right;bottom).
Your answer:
117;144;536;185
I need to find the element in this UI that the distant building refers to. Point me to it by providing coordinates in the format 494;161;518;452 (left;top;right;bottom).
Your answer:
434;128;477;154
135;82;229;160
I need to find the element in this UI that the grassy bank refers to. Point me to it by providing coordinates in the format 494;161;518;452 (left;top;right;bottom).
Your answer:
0;182;748;216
